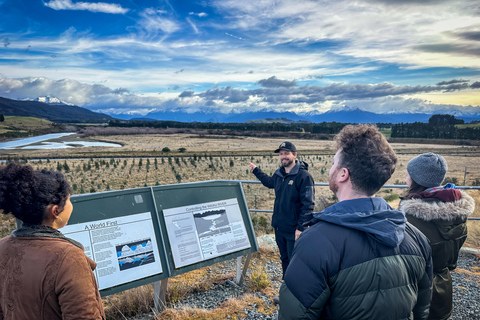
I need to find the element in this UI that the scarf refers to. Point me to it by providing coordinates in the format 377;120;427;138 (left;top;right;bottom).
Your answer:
12;224;84;250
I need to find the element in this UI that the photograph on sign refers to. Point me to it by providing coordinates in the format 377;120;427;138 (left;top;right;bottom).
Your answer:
62;212;163;290
163;198;251;268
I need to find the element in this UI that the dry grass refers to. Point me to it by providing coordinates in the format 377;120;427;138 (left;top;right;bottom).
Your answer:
1;134;480;319
156;294;274;320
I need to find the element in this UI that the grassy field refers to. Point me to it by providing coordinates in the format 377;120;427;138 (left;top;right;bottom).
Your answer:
0;116;55;134
1;133;479;319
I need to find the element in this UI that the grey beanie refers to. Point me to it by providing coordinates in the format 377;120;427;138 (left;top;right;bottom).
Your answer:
407;153;447;187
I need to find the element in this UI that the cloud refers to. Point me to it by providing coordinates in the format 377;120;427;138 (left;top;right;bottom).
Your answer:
436;79;469;85
0;76;127;105
44;0;129;14
137;8;180;36
257;76;297;88
457;31;480;41
189;12;208;17
471;81;480;89
179;90;194;97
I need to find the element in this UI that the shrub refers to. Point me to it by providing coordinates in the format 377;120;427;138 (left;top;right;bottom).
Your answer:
383;193;399;202
162;147;170;152
247;265;271;292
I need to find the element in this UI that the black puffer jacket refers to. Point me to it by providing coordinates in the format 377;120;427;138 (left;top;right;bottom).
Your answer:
252;160;314;232
399;189;475;320
279;197;433;320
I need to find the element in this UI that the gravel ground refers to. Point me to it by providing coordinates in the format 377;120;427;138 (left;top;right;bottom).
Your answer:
129;245;479;320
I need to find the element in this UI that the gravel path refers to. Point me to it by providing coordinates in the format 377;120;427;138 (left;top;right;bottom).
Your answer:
129;247;479;320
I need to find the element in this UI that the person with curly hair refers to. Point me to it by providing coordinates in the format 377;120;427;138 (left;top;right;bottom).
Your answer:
279;124;433;320
0;163;105;320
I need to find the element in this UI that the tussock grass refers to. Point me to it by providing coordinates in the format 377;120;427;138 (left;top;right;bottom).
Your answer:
465;190;480;248
103;285;155;319
156;295;274;320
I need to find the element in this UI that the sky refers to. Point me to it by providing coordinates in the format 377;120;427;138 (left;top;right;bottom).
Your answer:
0;0;480;117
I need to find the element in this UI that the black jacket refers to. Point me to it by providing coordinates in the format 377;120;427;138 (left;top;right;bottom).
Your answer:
253;160;314;233
279;197;433;320
399;189;474;320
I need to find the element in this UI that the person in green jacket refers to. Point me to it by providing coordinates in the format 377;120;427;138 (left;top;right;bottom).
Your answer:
399;153;475;320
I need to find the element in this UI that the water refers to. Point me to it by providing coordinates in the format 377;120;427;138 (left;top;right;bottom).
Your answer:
0;133;121;149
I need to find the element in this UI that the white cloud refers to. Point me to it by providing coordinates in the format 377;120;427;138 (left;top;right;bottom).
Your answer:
137;8;180;36
44;0;129;14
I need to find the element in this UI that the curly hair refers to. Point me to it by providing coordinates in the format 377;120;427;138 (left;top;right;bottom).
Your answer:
0;163;71;225
335;124;397;196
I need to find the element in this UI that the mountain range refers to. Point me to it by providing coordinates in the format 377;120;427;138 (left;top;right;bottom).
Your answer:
0;96;114;123
2;96;480;124
124;108;480;124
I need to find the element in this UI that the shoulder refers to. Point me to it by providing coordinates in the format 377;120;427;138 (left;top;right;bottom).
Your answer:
399;191;474;221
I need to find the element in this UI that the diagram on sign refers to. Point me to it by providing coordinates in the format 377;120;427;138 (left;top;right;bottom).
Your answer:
116;239;155;271
194;209;230;237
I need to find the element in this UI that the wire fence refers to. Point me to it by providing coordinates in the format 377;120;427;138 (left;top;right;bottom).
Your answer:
237;180;480;221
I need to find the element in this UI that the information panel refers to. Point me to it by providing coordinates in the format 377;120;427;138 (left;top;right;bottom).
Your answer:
65;180;257;296
152;180;258;277
68;188;169;296
163;198;251;268
62;212;163;290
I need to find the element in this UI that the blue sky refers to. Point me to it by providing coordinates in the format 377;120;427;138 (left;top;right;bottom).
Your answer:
0;0;479;117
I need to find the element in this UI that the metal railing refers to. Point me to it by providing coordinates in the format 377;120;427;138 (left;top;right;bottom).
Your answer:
237;180;480;221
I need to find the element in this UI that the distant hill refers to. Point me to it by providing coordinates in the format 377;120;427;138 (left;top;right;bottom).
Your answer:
119;107;480;124
0;96;115;123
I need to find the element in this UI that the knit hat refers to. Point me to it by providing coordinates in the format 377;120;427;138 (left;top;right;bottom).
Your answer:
407;153;447;188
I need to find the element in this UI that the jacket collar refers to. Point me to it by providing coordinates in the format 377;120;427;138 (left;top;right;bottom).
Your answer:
399;191;475;221
312;197;406;248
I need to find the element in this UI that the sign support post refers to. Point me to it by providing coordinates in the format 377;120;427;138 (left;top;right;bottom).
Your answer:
236;253;253;285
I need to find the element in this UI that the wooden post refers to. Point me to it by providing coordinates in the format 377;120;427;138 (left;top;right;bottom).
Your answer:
236;253;253;285
153;279;168;313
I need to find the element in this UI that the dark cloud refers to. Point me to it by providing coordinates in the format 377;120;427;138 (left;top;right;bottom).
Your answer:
112;88;130;94
457;31;480;42
471;81;480;89
257;76;297;88
436;79;469;86
416;43;480;57
368;0;448;4
179;90;194;97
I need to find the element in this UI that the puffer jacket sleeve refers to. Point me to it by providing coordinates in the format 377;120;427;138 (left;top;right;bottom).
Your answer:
55;247;105;320
252;167;275;189
409;224;434;320
278;282;330;320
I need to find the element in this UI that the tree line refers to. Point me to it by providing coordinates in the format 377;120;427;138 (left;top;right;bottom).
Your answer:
108;114;479;140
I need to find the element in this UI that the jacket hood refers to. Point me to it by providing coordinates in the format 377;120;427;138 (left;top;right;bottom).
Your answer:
399;190;474;222
313;197;407;248
275;160;309;176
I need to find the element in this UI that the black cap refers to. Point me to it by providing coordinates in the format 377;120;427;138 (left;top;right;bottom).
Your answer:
274;141;296;153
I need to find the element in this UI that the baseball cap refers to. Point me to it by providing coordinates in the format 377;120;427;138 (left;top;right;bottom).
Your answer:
274;141;296;153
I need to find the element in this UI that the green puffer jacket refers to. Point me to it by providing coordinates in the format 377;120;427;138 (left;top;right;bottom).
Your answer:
279;197;432;320
399;189;475;320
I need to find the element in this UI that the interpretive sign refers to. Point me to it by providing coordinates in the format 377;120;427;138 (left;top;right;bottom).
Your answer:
67;187;169;296
163;198;251;268
152;180;258;277
63;180;257;296
62;212;163;290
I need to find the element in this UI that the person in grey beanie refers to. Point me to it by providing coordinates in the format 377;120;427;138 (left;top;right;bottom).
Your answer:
400;152;475;320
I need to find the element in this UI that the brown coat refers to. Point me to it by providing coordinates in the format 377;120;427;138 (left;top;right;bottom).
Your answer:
0;235;105;320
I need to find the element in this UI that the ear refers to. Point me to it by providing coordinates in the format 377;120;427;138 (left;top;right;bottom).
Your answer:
338;167;350;183
45;204;60;220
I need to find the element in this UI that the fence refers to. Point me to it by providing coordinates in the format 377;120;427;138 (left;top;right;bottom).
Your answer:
237;180;480;221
